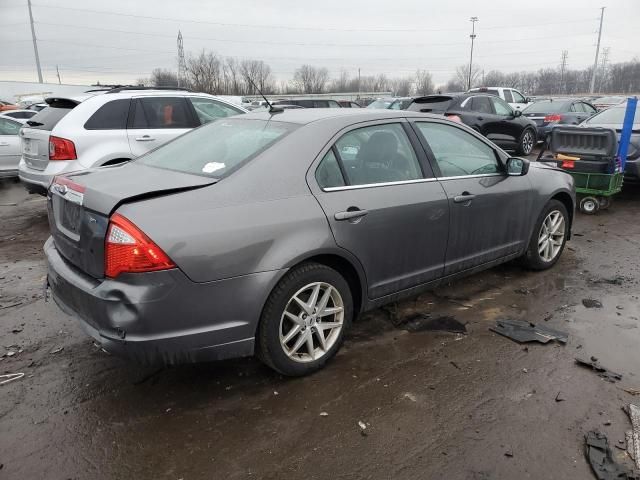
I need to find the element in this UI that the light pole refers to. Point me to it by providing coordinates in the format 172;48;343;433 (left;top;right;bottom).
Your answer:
468;16;478;90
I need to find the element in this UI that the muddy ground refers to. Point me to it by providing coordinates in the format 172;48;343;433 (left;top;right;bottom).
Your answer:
1;175;639;480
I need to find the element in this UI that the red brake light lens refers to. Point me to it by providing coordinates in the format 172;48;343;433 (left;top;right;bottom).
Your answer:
544;114;562;123
51;175;85;193
49;136;77;160
105;214;175;278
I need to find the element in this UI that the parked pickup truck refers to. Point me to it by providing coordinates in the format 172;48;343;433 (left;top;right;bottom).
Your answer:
467;87;532;111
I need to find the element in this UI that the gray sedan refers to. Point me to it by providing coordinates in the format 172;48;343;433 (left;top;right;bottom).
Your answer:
45;109;575;376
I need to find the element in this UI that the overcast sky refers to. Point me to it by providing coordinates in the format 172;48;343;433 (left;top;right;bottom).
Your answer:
1;0;638;87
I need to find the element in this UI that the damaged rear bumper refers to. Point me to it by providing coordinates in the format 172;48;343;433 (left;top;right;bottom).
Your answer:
44;237;283;365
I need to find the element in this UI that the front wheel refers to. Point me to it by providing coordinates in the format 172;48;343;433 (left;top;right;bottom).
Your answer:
517;129;536;156
522;200;569;270
256;263;353;376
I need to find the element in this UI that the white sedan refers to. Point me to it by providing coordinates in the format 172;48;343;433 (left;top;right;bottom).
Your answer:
0;115;24;178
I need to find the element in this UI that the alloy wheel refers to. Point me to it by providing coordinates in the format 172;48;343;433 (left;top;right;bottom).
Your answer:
522;130;534;155
538;210;565;262
279;282;344;363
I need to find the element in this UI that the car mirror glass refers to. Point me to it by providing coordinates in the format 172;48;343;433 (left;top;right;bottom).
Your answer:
507;157;529;176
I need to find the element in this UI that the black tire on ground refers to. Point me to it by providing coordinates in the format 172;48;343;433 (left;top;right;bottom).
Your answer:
522;199;569;270
516;128;536;156
579;196;599;215
598;196;612;210
256;262;353;376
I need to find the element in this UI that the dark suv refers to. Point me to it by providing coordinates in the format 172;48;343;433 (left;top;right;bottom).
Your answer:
406;94;538;155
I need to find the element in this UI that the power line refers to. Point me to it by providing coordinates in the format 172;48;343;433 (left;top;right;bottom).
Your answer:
29;4;598;33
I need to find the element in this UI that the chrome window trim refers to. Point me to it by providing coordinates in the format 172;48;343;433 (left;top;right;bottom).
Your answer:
321;173;505;192
323;177;438;192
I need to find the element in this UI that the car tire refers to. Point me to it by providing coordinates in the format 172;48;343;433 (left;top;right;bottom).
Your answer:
256;262;353;376
580;196;600;214
517;128;536;156
522;199;569;270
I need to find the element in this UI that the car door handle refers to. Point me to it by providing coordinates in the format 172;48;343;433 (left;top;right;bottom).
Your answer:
453;193;476;204
135;135;155;142
335;208;368;221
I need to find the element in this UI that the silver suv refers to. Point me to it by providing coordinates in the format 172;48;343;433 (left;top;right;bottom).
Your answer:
18;87;247;194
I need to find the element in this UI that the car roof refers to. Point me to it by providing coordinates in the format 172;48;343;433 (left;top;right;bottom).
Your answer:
240;108;440;125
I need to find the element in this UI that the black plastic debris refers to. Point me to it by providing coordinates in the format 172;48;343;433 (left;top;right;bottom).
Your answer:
583;299;604;309
396;314;467;334
576;357;623;383
490;319;568;345
584;431;640;480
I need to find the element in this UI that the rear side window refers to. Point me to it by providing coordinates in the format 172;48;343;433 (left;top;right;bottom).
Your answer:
131;97;193;129
140;119;297;178
26;106;73;131
471;96;493;114
84;99;130;130
503;90;514;103
316;150;345;188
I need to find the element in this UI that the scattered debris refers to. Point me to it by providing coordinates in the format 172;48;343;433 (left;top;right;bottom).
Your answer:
623;388;640;396
49;346;64;354
522;368;528;374
490;319;568;345
273;391;279;396
627;404;640;469
0;372;24;385
319;412;329;417
555;391;566;402
450;361;461;370
358;420;368;436
504;447;514;458
393;313;467;334
11;326;23;333
604;420;612;426
0;301;23;310
584;431;640;480
583;299;603;309
590;276;629;286
575;358;622;383
514;288;531;295
403;393;417;402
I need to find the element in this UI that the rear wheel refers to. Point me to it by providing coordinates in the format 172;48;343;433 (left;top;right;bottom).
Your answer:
517;128;535;156
522;200;569;270
257;263;353;376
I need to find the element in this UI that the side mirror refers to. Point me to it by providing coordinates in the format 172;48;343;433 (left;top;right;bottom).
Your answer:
526;97;532;103
507;157;530;176
514;110;522;117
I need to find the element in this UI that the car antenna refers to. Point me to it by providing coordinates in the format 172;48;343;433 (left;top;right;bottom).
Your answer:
247;77;283;114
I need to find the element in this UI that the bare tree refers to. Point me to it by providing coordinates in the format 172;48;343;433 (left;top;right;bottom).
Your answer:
414;70;434;95
292;65;330;93
331;70;351;93
222;58;241;95
185;50;222;94
389;77;412;96
454;64;482;90
150;68;178;87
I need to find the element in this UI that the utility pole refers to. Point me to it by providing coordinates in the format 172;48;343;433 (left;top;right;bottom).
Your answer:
559;50;568;94
358;67;361;98
598;47;610;93
589;7;605;94
177;30;186;88
467;17;478;90
56;65;61;84
27;0;43;83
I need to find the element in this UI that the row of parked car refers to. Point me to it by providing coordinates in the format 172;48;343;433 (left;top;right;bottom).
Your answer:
0;86;637;185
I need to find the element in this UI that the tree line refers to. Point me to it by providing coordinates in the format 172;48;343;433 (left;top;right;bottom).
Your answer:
140;49;640;96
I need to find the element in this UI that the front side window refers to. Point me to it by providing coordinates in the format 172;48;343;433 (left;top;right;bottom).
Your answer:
471;96;492;114
416;122;501;177
140;119;297;178
0;117;21;135
334;123;422;186
491;97;513;116
189;97;243;125
84;99;130;130
582;103;597;114
512;90;526;103
328;100;341;108
131;97;193;129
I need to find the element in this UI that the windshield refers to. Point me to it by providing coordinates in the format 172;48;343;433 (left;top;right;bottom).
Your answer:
585;103;640;127
366;99;398;109
523;101;570;114
140;118;298;178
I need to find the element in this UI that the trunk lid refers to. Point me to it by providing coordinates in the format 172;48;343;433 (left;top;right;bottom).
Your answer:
48;162;216;278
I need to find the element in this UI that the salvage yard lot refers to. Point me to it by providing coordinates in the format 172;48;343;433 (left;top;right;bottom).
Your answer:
1;177;640;479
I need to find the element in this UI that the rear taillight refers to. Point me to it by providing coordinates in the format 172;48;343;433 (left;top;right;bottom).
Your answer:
544;114;562;123
51;175;85;193
49;136;77;160
445;114;462;123
105;213;175;278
